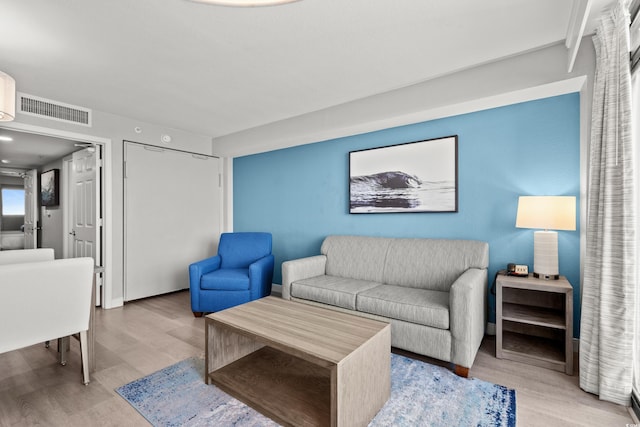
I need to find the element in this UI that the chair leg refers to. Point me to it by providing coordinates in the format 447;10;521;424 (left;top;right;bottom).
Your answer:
79;330;90;385
193;311;203;318
45;340;50;348
58;337;70;366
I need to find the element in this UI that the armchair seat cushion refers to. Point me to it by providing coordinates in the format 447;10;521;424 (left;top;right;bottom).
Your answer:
201;269;250;291
357;285;450;330
291;275;380;310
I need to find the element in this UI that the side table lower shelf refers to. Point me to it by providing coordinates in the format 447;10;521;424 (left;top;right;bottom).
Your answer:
501;331;566;372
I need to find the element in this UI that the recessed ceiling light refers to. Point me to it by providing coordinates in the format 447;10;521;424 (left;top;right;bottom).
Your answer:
0;136;13;142
1;159;10;164
188;0;299;6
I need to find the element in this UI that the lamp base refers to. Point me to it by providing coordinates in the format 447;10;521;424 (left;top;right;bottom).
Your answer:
533;230;559;280
533;272;560;280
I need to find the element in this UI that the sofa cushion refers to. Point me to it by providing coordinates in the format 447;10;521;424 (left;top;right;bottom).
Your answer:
383;239;489;292
291;275;381;310
321;235;391;282
356;285;450;329
201;269;250;291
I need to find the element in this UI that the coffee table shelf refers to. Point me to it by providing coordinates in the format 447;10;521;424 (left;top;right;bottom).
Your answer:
210;346;330;426
205;297;391;427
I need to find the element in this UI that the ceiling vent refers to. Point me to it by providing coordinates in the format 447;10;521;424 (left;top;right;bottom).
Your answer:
17;92;92;127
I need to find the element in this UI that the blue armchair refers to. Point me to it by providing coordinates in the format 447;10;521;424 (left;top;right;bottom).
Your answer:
189;232;274;316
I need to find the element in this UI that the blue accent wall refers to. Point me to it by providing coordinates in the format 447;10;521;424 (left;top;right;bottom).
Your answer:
234;93;581;336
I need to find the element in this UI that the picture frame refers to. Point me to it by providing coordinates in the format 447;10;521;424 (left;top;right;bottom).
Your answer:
40;169;60;207
349;135;458;213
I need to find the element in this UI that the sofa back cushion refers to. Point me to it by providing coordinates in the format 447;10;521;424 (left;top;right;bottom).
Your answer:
383;238;489;291
321;235;391;282
321;235;488;292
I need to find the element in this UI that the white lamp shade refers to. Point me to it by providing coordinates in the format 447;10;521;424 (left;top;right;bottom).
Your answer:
0;71;16;122
515;196;576;231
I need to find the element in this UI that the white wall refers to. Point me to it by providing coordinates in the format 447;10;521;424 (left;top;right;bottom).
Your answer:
39;158;64;258
0;176;22;186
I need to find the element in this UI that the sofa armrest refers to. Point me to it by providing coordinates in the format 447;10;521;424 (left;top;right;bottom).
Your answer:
449;267;487;368
281;255;327;300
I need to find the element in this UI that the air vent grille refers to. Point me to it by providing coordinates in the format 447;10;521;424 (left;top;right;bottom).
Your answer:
18;92;92;127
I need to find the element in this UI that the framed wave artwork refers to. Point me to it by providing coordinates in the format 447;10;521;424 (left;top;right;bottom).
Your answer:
40;168;60;207
349;135;458;213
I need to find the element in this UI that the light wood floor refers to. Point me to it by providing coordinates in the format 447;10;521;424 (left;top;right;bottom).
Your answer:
0;290;633;426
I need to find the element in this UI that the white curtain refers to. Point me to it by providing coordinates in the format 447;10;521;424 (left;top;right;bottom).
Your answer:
634;62;640;398
580;0;636;406
633;2;640;398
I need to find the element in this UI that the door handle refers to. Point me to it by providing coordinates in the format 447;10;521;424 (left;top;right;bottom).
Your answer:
69;230;76;236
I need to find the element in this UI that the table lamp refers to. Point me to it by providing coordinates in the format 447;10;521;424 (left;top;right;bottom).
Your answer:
515;196;576;280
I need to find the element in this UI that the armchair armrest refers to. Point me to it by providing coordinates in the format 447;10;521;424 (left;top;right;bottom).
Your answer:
189;255;221;311
281;255;327;300
189;255;221;281
449;267;487;368
249;255;275;299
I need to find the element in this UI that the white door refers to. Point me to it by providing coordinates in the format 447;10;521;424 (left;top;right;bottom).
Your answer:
124;142;220;301
63;157;74;258
23;169;38;249
71;147;101;304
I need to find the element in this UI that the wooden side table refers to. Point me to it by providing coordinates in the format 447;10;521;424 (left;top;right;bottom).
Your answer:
496;274;573;375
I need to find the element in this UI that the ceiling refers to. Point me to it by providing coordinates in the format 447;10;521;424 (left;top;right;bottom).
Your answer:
0;129;81;174
0;0;614;167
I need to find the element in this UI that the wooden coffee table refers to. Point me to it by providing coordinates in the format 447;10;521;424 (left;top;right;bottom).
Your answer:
205;296;391;427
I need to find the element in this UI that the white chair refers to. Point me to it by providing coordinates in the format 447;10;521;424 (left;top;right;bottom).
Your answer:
0;248;54;265
0;250;94;385
0;249;57;348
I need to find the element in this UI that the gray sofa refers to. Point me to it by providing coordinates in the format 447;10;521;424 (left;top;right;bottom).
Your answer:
281;235;489;376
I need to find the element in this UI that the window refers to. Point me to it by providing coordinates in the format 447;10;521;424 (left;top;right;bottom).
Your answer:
1;188;25;215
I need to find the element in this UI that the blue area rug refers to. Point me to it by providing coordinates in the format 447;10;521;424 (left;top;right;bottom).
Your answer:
116;354;516;426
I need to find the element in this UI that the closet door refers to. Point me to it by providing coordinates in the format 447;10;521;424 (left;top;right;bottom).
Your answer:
124;142;220;301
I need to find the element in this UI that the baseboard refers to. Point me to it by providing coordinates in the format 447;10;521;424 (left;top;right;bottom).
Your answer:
630;392;640;423
271;283;282;297
486;322;496;335
104;297;124;309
